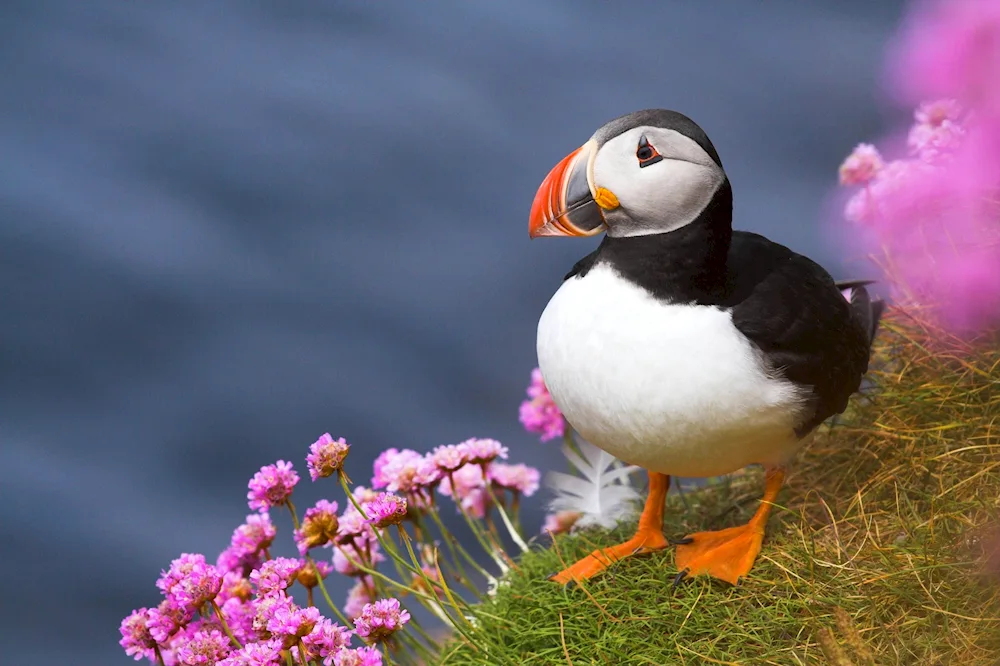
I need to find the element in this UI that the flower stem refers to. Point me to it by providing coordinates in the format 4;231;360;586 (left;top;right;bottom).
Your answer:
153;645;166;666
286;499;301;531
447;472;509;573
210;599;242;650
311;560;352;627
484;483;529;552
296;640;309;666
425;506;493;591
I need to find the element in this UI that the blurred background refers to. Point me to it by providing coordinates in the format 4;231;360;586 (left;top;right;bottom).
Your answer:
0;1;907;663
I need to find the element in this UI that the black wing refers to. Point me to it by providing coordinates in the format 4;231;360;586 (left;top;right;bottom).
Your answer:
724;232;874;435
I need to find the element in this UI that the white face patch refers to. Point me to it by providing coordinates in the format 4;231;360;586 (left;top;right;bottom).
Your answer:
591;126;726;238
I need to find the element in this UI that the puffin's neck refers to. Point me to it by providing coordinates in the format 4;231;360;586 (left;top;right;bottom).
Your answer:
595;178;733;304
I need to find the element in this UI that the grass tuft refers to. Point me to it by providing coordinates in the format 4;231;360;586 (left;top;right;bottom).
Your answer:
437;308;1000;665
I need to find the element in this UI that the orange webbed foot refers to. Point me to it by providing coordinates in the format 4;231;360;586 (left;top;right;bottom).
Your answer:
550;528;668;585
673;522;765;585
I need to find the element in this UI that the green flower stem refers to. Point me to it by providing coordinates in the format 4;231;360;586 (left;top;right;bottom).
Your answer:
382;641;393;665
396;523;469;634
425;506;494;591
284;650;293;666
296;640;309;666
311;563;353;627
337;472;425;579
286;499;301;531
333;544;464;653
446;472;509;573
210;599;243;650
484;483;529;552
413;510;468;586
154;645;166;666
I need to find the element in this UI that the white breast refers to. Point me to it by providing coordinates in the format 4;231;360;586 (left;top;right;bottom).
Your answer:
536;263;808;478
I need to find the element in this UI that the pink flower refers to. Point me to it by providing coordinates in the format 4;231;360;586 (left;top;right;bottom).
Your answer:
839;143;885;185
120;608;157;661
907;99;966;158
365;492;408;529
333;543;384;577
218;572;252;604
307;434;350;481
298;618;354;665
430;443;471;474
889;0;1000;117
519;368;565;442
334;646;383;666
372;449;440;493
295;499;340;555
265;596;321;639
295;558;333;589
541;510;583;536
353;598;410;643
218;597;257;645
218;513;277;576
175;628;230;666
247;461;299;512
249;557;301;597
217;638;283;666
439;463;489;519
490;463;541;496
336;506;377;547
158;554;222;611
343;579;375;620
148;598;195;644
459;437;509;465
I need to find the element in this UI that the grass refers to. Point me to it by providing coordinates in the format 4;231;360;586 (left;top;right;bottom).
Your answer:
434;308;1000;665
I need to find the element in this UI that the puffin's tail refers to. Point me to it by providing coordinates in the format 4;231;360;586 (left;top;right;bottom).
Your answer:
836;279;885;346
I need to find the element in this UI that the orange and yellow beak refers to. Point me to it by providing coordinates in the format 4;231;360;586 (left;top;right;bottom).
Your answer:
529;139;615;238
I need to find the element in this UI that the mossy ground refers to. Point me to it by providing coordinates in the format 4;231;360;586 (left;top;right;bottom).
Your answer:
436;310;1000;665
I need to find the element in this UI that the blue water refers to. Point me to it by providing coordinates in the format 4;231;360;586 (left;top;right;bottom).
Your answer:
0;1;903;663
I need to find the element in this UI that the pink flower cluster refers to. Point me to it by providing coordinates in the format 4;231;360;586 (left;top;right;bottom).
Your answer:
121;427;543;664
838;0;1000;332
519;368;565;441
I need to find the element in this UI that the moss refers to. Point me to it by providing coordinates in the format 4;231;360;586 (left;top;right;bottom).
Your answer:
436;309;1000;665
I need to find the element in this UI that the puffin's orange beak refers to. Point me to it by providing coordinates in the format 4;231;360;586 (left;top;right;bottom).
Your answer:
528;139;608;238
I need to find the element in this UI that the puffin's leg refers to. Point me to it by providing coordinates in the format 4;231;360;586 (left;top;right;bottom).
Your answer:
550;471;669;585
674;466;784;585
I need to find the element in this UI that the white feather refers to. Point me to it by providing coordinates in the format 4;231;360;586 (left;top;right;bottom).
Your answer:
545;435;642;530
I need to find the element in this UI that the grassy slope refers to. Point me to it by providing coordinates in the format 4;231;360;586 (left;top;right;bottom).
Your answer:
438;310;1000;665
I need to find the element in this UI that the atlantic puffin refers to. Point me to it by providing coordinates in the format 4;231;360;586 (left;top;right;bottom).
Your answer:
529;109;881;586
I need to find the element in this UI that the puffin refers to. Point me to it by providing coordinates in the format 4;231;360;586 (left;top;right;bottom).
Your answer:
529;109;882;586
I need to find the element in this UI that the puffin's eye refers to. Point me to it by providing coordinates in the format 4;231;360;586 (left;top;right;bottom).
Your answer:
636;134;663;168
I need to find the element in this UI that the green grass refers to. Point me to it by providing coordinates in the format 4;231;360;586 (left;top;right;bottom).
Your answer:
435;309;1000;665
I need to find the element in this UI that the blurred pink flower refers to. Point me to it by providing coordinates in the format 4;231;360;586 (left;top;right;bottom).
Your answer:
837;0;1000;334
489;462;541;497
430;443;471;474
839;143;884;185
343;579;375;620
459;437;509;465
372;448;440;493
519;368;565;442
439;462;489;519
541;510;582;536
889;0;1000;116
